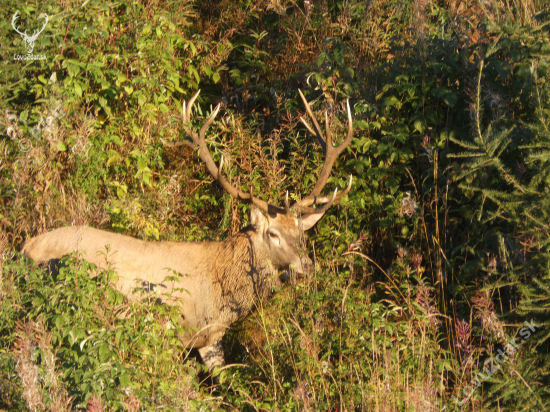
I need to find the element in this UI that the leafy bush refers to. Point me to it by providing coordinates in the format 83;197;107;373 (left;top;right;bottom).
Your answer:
1;253;214;410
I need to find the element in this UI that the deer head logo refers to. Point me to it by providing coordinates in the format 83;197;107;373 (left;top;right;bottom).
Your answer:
11;12;49;55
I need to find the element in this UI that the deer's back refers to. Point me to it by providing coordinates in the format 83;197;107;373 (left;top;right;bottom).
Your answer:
23;226;217;296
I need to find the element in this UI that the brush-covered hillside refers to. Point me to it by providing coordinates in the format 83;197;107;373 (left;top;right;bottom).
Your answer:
1;0;550;410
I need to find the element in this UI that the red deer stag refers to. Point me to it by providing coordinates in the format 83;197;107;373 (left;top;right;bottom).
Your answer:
22;89;354;369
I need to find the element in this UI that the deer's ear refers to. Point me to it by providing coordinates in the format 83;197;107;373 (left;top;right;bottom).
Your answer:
250;206;268;230
299;212;326;231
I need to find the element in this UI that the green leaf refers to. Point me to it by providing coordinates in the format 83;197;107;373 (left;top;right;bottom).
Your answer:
383;96;400;108
355;120;370;130
54;315;65;329
517;63;531;78
110;135;123;146
115;73;127;87
413;120;424;133
57;141;67;152
189;66;200;83
380;218;392;228
107;150;121;166
443;92;457;107
137;93;146;106
67;62;81;77
99;343;110;361
143;169;152;186
119;373;130;386
159;103;169;113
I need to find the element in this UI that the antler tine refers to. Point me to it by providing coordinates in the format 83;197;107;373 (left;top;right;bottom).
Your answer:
295;188;339;215
299;116;316;137
162;90;204;149
292;93;354;210
284;191;291;214
298;89;326;154
346;98;353;143
198;103;221;141
184;89;201;123
294;175;353;214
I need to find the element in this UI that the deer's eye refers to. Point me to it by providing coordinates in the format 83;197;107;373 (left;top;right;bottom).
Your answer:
268;232;280;242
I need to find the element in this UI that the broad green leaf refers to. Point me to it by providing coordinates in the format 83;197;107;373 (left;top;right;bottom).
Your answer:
189;66;200;83
110;135;123;146
119;373;130;386
414;120;424;133
107;150;121;166
99;343;110;361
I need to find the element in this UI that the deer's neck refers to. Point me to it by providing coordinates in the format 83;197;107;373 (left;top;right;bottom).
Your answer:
212;228;281;321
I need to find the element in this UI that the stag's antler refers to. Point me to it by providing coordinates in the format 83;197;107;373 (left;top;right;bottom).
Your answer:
162;90;284;214
162;89;354;216
292;89;353;213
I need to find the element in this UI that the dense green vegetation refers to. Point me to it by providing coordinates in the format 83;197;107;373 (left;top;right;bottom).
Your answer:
1;0;549;410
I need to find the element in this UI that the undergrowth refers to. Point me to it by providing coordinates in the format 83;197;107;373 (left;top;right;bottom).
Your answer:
1;0;550;410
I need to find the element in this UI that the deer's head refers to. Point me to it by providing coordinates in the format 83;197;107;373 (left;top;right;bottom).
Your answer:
163;89;354;276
